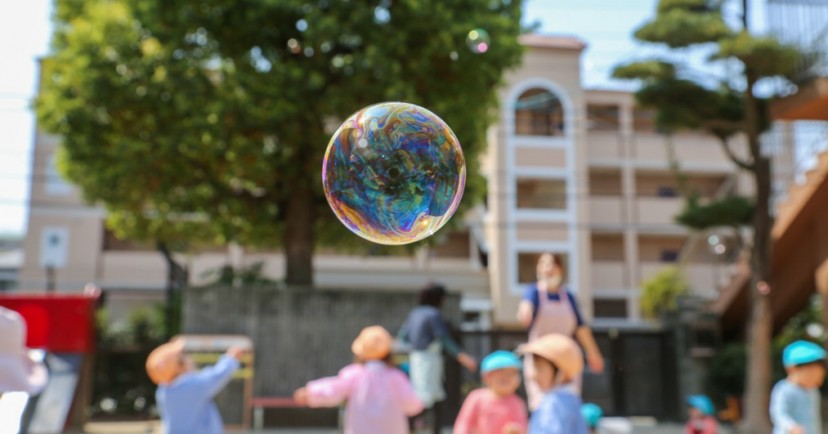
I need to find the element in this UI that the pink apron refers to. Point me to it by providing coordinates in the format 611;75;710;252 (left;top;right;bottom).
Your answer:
523;285;581;411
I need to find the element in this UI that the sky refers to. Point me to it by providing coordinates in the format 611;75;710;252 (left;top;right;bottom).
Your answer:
0;0;775;237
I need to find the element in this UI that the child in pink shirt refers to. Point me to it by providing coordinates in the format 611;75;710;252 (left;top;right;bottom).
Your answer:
294;326;423;434
453;351;529;434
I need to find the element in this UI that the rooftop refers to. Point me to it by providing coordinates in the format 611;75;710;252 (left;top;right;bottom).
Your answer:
518;33;587;51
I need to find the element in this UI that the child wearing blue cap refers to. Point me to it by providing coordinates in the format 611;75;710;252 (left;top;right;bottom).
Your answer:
685;395;718;434
770;340;826;434
453;350;528;434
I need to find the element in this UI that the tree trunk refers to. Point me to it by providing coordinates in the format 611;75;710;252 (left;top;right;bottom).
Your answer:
158;242;188;339
740;70;774;433
284;179;314;287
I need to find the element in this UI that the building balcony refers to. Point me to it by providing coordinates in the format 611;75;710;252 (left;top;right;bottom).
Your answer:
632;134;731;169
586;131;624;161
635;197;684;227
589;196;624;227
591;261;627;290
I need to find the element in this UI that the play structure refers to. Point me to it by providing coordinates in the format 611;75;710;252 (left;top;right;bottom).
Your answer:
0;293;98;434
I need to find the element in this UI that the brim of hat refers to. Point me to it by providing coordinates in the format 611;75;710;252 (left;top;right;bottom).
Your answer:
516;342;546;358
0;354;48;394
481;360;522;373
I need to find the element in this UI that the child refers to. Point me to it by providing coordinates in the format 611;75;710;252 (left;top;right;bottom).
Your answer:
453;350;528;434
146;338;243;434
294;325;423;434
520;334;588;434
770;340;826;434
581;403;603;433
685;395;718;434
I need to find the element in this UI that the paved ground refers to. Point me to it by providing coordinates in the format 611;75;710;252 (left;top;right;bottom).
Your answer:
77;420;736;434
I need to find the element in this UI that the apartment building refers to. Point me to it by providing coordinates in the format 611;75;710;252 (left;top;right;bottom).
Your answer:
18;34;795;327
484;34;794;327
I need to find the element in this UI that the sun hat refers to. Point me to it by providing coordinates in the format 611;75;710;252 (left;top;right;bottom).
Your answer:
518;334;584;380
687;394;715;416
481;350;522;373
581;403;603;428
0;306;48;394
351;326;393;361
783;340;826;367
146;339;186;385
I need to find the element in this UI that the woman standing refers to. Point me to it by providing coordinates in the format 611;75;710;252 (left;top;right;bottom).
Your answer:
517;253;604;410
397;284;477;433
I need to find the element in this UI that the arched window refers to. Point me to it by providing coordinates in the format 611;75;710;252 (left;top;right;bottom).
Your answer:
514;88;565;136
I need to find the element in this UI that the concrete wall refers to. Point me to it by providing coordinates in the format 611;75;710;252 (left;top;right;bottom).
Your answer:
183;286;461;397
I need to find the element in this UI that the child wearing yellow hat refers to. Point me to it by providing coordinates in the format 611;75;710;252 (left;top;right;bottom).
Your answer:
520;334;588;434
146;338;244;434
294;325;423;434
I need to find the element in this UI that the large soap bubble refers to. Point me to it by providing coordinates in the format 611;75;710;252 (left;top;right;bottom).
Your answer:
322;102;466;245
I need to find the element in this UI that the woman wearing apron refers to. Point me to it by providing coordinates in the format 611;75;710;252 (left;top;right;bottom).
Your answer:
517;253;604;411
397;284;477;433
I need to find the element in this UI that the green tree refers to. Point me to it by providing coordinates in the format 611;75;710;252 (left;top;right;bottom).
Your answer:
640;266;689;319
612;1;802;431
37;0;525;286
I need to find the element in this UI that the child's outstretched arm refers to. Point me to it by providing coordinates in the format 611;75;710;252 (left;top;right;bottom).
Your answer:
184;346;243;398
299;364;360;408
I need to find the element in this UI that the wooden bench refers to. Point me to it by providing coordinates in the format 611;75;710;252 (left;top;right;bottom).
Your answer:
251;397;301;431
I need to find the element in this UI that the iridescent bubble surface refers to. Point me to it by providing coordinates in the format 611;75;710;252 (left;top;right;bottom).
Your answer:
322;102;466;245
466;29;490;54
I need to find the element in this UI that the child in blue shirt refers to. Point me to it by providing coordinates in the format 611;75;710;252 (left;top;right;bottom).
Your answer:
520;334;588;434
770;340;826;434
146;338;244;434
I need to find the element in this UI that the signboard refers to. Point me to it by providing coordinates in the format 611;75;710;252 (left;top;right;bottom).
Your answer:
39;227;69;269
0;294;98;353
175;335;254;431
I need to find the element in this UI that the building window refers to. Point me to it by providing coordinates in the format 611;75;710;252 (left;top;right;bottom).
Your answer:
586;104;620;131
633;108;656;133
518;252;568;284
516;179;567;210
514;88;565;136
0;279;14;291
45;154;73;196
594;299;628;318
660;249;679;263
656;186;678;198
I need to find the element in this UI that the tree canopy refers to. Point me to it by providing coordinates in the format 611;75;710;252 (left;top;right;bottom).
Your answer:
37;0;525;284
